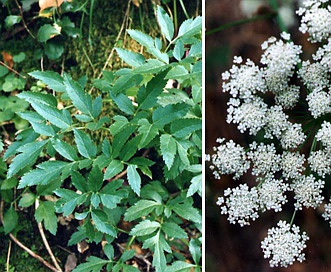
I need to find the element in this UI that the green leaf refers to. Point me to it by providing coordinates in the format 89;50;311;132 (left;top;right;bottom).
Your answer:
18;160;68;188
5;15;21;28
72;256;109;272
55;189;86;216
92;96;102;118
170;198;201;224
164;261;196;272
134;59;167;74
109;92;134;115
104;160;124;180
171;118;202;138
3;206;18;234
130;220;160;236
18;92;72;129
137;70;168;110
165;65;189;81
127;165;141;196
176;140;190;166
100;181;128;209
115;48;145;67
19;193;36;208
177;17;202;39
189;239;201;265
153;104;189;127
127;29;154;48
160;134;177;170
138;119;159;148
29;70;66;92
173;39;185;61
45;40;64;60
124;199;161;221
52;138;78;161
161;222;187;239
88;166;103;192
13;52;26;63
63;73;93;116
91;210;117;237
112;74;143;95
187;174;202;197
37;24;61;42
74;129;97;159
1;178;18;190
35;201;58;235
156;6;174;42
7;140;47;178
18;111;56;136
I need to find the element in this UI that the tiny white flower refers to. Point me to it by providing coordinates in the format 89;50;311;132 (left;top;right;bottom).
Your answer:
280;123;306;150
281;151;306;180
316;121;331;150
291;174;324;210
209;138;250;180
322;200;331;227
216;184;259;226
308;150;331;177
261;220;309;267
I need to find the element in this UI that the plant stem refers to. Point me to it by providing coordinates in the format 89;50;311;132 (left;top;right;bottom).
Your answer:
206;13;275;36
290;209;297;226
178;0;189;19
268;0;287;33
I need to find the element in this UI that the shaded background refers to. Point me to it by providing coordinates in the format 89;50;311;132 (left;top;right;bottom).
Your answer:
205;0;331;271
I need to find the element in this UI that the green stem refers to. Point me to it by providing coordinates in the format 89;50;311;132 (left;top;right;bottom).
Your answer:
268;0;287;33
88;0;95;47
289;209;297;226
173;0;178;32
126;235;136;249
206;13;275;36
178;0;189;19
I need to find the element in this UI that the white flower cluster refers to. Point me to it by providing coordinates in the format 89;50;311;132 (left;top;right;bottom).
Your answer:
207;138;250;179
209;0;331;268
261;221;309;267
297;0;331;42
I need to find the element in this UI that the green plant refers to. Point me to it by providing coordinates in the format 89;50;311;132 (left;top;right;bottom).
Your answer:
1;6;202;271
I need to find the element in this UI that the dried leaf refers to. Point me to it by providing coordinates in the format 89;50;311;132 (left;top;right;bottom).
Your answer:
65;253;77;272
1;51;13;67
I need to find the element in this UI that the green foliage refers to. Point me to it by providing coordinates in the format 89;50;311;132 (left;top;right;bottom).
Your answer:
1;4;201;271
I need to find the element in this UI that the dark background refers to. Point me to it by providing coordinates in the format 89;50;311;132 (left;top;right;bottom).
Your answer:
205;0;331;271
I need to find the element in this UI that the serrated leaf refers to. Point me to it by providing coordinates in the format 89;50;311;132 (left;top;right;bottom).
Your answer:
173;39;185;61
92;96;102;118
35;201;58;235
176;140;190;166
177;17;202;39
160;134;176;170
187;174;202;197
165;65;189;81
161;222;187;239
115;48;145;67
68;226;87;246
124;199;161;221
127;165;141;196
170;199;201;224
74;129;97;159
18;91;57;107
19;111;56;136
128;29;154;48
72;256;109;272
52;138;78;161
171;118;202;138
3;206;18;234
7;140;47;178
137;70;168;110
130;220;160;236
29;70;66;92
148;47;169;64
91;210;116;237
54;188;85;216
109;91;134;115
112;74;143;95
189;239;201;265
88;166;103;192
19;193;36;207
104;160;124;180
164;261;196;272
18;160;68;188
156;6;174;42
138;119;159;148
102;138;112;158
63;73;93;117
134;59;167;74
153;104;189;128
37;24;61;42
